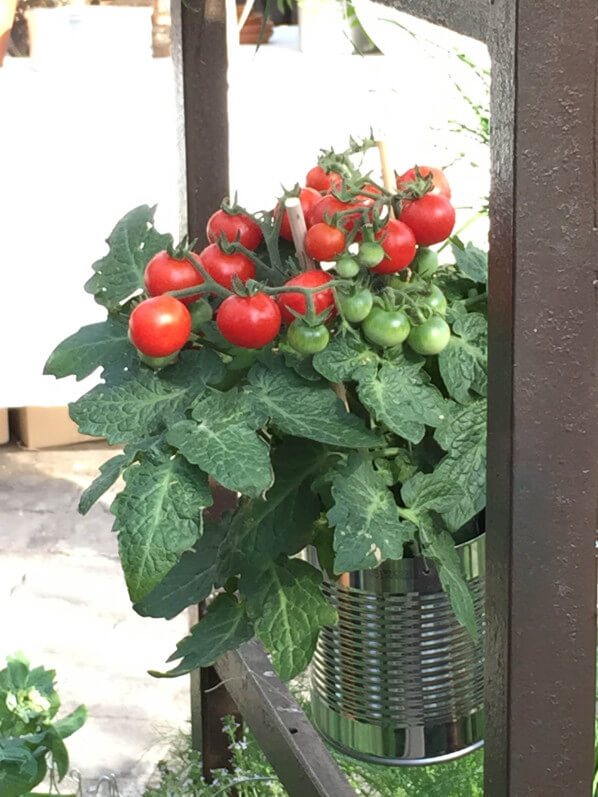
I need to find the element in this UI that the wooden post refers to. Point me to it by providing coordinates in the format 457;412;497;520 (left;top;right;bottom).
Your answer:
485;0;598;792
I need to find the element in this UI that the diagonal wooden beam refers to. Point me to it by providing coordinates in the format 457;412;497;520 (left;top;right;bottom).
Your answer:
215;640;354;797
373;0;489;42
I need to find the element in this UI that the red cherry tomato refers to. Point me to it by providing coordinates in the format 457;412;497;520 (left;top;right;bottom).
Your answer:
144;251;202;306
129;296;191;357
216;292;281;349
206;209;262;250
305;165;342;193
277;270;336;326
372;219;417;273
306;194;373;234
304;223;346;262
274;187;321;241
196;244;256;290
396;166;451;199
400;194;456;246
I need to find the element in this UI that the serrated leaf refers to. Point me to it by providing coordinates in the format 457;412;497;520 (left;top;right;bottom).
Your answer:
134;521;221;619
44;316;134;381
451;241;487;284
154;594;253;677
439;313;487;403
312;333;379;382
69;349;214;445
167;388;272;498
422;530;479;639
242;558;337;681
112;454;212;601
78;453;129;515
401;471;466;517
327;455;412;572
217;439;326;579
85;205;172;310
357;360;449;444
246;361;379;448
432;400;487;531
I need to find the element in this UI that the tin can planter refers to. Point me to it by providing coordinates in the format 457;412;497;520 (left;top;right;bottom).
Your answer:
310;534;485;765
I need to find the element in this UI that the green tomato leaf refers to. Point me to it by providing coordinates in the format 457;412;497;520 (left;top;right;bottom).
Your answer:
69;349;215;445
422;529;479;639
112;454;212;601
217;438;326;580
451;241;487;284
357;359;449;444
134;521;222;619
438;313;487;404
85;205;172;310
78;453;129;515
153;594;253;677
242;558;337;681
432;400;487;531
401;471;466;517
246;360;379;448
52;705;88;740
44;316;134;382
312;333;379;382
327;455;413;573
167;388;272;498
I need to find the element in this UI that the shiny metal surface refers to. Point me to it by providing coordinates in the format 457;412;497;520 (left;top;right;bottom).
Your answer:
310;535;485;764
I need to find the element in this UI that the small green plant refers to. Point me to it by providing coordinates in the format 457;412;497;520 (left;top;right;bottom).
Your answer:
0;653;87;797
145;716;484;797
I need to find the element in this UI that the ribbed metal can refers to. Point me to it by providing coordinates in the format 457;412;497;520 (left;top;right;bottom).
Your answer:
309;534;485;765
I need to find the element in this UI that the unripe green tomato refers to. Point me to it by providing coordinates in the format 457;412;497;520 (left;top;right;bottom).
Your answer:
138;350;179;369
188;298;213;330
412;247;439;278
338;288;374;324
421;284;448;316
408;316;451;355
362;306;411;347
288;320;330;354
335;255;360;278
357;242;386;269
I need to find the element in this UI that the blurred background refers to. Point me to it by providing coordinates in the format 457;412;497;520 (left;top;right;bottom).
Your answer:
0;2;489;793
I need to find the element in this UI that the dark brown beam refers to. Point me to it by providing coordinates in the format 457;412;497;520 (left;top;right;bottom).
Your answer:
485;0;598;793
216;640;354;797
171;0;229;243
374;0;489;43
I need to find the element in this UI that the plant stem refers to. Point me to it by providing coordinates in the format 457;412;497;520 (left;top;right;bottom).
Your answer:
463;290;488;307
438;211;485;252
185;252;234;298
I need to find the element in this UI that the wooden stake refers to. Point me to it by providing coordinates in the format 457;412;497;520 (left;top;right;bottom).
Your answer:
284;197;316;270
376;139;396;219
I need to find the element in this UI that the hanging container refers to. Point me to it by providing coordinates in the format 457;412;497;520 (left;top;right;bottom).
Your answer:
309;534;485;765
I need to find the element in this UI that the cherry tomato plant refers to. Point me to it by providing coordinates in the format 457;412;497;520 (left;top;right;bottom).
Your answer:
45;136;488;682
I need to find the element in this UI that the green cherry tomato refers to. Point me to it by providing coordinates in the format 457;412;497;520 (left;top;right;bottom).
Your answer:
357;241;385;269
411;247;439;278
408;316;451;355
138;350;179;369
338;288;374;324
335;255;360;278
188;298;213;330
362;306;411;347
287;320;330;354
421;284;447;316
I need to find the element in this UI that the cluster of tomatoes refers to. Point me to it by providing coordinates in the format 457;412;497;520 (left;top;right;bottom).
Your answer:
128;159;457;366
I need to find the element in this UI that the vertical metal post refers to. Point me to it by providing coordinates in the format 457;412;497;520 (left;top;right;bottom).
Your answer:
485;0;598;793
171;0;239;779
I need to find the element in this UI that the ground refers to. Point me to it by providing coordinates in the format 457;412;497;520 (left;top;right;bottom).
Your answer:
0;443;190;796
